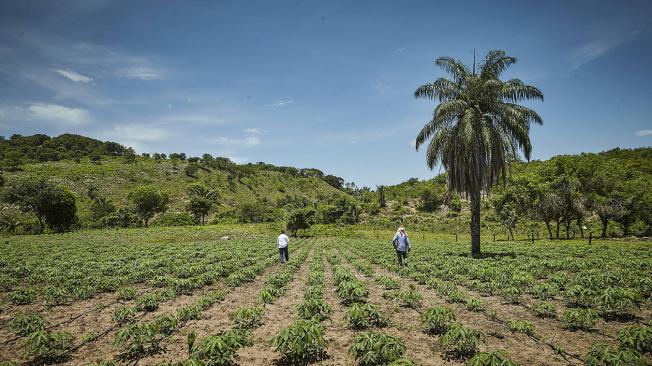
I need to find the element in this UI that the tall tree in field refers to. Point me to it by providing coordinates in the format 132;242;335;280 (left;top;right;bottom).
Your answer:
414;50;543;256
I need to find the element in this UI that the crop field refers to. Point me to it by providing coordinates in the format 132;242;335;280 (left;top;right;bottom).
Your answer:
1;226;651;366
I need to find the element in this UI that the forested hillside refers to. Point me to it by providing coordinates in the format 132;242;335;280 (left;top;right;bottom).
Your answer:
0;133;650;238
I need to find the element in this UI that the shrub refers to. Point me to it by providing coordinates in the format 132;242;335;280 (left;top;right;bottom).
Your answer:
349;332;406;366
10;313;48;336
345;303;389;329
506;320;536;336
595;287;642;319
297;298;333;321
116;287;138;301
9;289;35;305
382;285;422;309
585;342;646;366
617;325;652;354
376;276;401;290
420;306;456;335
465;298;485;312
271;320;327;363
188;329;252;365
337;280;368;305
561;308;599;331
25;330;73;363
465;350;521;366
229;306;265;330
113;307;138;324
439;323;482;358
532;301;557;318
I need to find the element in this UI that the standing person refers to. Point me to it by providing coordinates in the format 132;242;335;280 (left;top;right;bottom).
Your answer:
277;230;289;264
392;226;410;266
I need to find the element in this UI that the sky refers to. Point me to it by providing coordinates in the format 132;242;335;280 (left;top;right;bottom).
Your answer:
0;0;651;187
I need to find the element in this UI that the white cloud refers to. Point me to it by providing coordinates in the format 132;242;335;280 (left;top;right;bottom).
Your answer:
105;123;173;142
211;136;261;147
393;47;407;54
268;100;294;107
28;103;89;125
570;32;639;70
51;68;93;83
635;129;652;137
243;128;262;134
117;66;164;80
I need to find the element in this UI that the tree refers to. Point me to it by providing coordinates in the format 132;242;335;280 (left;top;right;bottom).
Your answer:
90;197;116;222
123;148;137;164
127;186;169;227
537;191;563;239
594;197;625;238
377;185;386;208
323;175;345;190
414;50;543;256
418;188;443;212
186;185;218;224
1;177;77;233
286;208;315;237
184;164;200;178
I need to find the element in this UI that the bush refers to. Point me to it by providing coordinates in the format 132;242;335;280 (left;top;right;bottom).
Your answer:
153;212;197;227
617;325;652;354
271;320;327;363
465;350;521;366
382;286;422;309
440;323;482;358
595;287;642;319
561;308;599;331
532;301;557;318
188;329;252;365
297;298;333;321
506;320;536;336
585;342;646;366
25;330;73;363
420;306;456;334
345;303;389;330
10;314;48;336
229;306;265;330
349;331;406;366
337;280;368;305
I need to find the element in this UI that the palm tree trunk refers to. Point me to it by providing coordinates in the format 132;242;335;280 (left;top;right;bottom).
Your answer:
601;218;608;238
470;189;481;257
555;219;560;239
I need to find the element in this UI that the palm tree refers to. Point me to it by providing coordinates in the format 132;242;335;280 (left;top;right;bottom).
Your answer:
414;50;543;256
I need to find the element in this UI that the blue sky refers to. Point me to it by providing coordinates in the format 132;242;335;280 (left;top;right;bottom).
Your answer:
0;0;651;187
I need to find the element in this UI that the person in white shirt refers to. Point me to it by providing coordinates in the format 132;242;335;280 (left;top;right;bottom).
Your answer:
277;230;289;264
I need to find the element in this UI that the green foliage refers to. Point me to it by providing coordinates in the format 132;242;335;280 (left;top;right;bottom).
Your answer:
464;298;486;312
116;287;138;301
349;331;406;366
297;298;333;321
153;211;197;227
344;303;389;330
420;306;456;335
585;342;647;366
25;330;73;363
465;350;521;366
9;288;35;305
506;319;536;336
10;313;48;336
271;320;327;363
617;325;652;354
188;329;252;365
375;275;400;290
382;286;422;309
595;287;642;319
113;307;138;324
229;306;265;330
127;186;169;227
561;308;599;331
439;323;482;358
336;280;369;305
286;207;316;237
532;301;556;318
1;177;77;232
